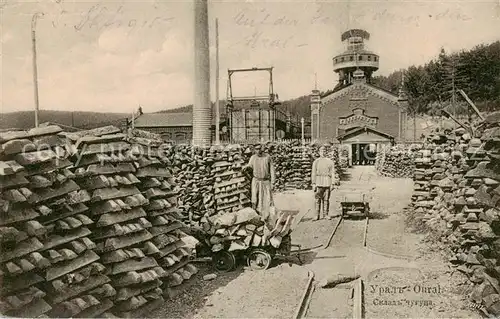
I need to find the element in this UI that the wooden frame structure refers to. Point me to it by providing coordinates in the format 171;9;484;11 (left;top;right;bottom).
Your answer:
226;67;282;143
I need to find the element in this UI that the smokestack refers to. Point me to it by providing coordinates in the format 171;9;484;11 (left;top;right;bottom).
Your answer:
193;0;212;146
215;18;220;145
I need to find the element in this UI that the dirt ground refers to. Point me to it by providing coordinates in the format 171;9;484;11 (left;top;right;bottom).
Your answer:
353;167;479;318
274;189;340;264
364;173;421;257
306;284;353;318
149;167;479;319
191;264;309;319
149;264;243;319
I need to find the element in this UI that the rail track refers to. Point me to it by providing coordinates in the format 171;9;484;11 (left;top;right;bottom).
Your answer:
294;214;368;319
294;213;419;319
293;167;417;318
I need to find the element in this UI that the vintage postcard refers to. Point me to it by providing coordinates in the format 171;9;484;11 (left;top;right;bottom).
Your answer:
1;0;499;318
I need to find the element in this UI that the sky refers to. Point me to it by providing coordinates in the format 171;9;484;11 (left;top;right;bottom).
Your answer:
1;0;500;114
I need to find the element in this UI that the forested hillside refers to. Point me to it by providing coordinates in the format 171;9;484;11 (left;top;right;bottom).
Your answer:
373;41;500;115
0;110;128;130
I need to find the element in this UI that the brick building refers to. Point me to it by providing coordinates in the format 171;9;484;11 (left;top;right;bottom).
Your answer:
310;29;408;165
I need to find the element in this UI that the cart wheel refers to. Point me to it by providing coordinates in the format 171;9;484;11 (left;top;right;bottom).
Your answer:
213;251;236;272
247;249;272;270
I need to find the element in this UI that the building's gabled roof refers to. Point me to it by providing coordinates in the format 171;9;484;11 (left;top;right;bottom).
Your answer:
320;82;401;107
134;112;226;128
134;113;192;127
320;83;352;99
337;126;394;141
365;83;399;97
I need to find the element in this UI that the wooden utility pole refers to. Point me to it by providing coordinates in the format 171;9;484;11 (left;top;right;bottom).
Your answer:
413;110;416;142
458;89;485;121
215;18;220;144
31;13;44;128
301;117;305;145
451;58;456;128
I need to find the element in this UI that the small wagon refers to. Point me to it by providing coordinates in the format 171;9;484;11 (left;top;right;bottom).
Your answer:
340;193;370;218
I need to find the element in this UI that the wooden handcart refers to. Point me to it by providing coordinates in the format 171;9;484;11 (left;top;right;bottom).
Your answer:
212;210;303;271
340;192;371;219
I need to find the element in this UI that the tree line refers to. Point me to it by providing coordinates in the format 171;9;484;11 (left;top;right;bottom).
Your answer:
372;41;500;116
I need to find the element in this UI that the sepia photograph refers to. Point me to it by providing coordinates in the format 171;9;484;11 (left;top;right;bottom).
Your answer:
1;0;499;318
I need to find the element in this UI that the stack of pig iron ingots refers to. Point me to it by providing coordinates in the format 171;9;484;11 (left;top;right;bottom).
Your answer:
375;144;416;178
212;146;251;216
68;126;165;317
170;146;216;225
128;130;199;300
409;114;500;317
273;142;313;190
0;125;112;318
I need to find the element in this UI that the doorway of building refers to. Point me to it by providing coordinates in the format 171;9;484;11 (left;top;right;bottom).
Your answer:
351;143;376;165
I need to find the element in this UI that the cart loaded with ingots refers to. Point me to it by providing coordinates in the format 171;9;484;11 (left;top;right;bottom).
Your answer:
195;208;301;271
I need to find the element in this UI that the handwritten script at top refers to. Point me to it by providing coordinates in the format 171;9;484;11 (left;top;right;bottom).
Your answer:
232;9;306;49
50;3;175;32
230;7;472;49
233;9;300;27
310;8;472;25
238;31;307;49
233;6;472;29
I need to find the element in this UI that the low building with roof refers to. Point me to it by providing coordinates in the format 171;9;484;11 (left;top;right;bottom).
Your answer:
133;112;229;143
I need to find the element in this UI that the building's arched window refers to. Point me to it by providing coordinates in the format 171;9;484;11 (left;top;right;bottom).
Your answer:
341;57;344;62
175;132;187;140
161;132;172;140
367;55;371;61
350;56;354;61
359;55;363;61
374;57;378;61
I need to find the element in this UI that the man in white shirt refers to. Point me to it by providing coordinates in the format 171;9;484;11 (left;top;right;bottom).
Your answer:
311;146;337;220
244;144;275;219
